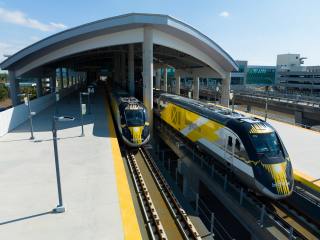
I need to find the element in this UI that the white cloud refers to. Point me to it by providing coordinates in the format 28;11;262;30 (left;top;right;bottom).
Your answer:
0;41;28;64
219;11;230;18
0;7;67;32
29;36;41;42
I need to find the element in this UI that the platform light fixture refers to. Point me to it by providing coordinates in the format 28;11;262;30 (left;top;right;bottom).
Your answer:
52;115;75;213
87;85;95;114
230;90;235;112
55;91;60;115
79;92;89;136
18;93;36;140
215;86;219;104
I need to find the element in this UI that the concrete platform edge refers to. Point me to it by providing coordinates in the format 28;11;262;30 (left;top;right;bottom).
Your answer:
105;95;142;240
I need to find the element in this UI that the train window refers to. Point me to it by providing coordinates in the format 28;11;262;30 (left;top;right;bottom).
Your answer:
228;136;233;147
235;139;241;151
125;110;145;126
250;132;283;157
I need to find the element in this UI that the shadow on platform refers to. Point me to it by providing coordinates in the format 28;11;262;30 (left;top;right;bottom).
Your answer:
0;211;53;226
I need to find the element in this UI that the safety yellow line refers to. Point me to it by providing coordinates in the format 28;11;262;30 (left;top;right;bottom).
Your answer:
294;169;320;193
105;97;142;240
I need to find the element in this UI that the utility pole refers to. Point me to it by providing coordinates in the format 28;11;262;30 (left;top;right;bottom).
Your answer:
52;115;75;213
264;86;269;121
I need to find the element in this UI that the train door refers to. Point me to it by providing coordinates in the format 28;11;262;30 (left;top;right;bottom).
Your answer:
224;132;235;169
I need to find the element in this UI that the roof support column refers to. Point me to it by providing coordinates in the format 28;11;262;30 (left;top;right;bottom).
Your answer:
66;69;70;88
193;75;199;100
128;44;135;96
50;74;56;93
163;67;167;92
175;71;181;95
143;26;154;131
155;69;161;90
36;77;43;97
221;72;231;107
60;68;64;89
8;70;20;106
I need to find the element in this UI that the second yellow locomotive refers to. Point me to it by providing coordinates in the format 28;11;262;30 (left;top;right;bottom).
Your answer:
110;90;150;147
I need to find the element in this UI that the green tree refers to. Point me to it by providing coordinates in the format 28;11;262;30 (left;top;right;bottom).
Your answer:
0;84;9;101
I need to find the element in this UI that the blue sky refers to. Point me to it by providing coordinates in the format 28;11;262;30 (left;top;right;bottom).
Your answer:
0;0;319;66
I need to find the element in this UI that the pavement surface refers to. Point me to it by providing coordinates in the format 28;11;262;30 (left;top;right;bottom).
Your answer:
0;90;139;239
268;119;320;184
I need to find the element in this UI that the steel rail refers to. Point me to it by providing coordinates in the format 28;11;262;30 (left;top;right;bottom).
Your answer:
139;147;202;240
125;151;167;240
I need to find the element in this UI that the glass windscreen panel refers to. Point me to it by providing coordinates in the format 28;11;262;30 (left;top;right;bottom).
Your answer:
125;110;145;127
250;132;283;157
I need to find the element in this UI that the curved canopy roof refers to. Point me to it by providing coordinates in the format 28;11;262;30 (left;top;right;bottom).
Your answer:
0;13;238;76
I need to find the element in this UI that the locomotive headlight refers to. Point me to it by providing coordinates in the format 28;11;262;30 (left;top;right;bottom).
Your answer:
273;164;282;174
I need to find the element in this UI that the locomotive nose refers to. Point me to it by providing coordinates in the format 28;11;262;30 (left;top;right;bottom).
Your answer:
260;159;293;197
129;126;143;144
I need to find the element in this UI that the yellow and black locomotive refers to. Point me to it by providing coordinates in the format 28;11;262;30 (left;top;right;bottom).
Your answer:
111;90;150;147
154;92;294;199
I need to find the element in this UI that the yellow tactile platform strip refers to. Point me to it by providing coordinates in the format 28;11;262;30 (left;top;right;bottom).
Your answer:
105;97;142;240
294;169;320;193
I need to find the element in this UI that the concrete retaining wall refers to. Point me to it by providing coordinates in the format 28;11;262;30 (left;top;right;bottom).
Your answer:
0;85;78;136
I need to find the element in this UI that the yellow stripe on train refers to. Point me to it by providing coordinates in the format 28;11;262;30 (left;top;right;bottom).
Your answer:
128;126;143;144
262;162;290;195
160;102;224;143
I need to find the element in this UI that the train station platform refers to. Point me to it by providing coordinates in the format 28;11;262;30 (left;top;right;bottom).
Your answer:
0;90;142;239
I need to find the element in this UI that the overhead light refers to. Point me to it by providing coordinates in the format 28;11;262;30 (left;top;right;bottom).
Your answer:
54;116;75;122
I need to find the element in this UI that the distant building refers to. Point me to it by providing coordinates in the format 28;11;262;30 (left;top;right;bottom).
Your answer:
231;61;276;88
231;60;247;85
276;54;320;94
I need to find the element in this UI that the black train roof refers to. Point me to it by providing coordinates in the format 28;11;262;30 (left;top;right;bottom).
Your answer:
112;90;145;110
158;93;275;134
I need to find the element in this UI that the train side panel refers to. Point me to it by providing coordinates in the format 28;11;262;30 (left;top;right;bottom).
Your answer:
159;100;258;191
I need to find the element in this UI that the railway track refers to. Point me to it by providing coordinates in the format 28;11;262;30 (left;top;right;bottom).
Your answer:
267;201;319;240
155;116;320;240
125;147;201;240
107;97;201;239
249;193;320;240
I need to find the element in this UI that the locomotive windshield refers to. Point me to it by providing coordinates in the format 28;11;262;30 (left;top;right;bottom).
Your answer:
125;109;145;126
250;132;283;157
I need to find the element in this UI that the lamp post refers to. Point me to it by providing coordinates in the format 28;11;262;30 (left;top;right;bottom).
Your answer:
230;90;235;112
264;86;269;121
55;91;60;115
79;92;89;136
18;93;35;140
52;115;75;213
215;85;219;104
87;85;94;114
